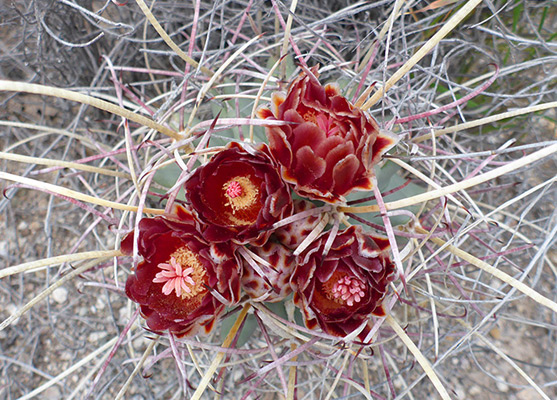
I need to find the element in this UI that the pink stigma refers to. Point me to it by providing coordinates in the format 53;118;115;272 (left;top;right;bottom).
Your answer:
331;276;366;306
316;114;340;137
226;180;243;198
153;257;195;297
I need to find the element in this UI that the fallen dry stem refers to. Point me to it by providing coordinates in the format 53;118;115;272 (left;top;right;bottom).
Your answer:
416;227;557;314
134;0;214;77
361;0;484;110
0;256;115;331
340;142;557;213
0;151;130;179
413;101;557;143
190;304;251;400
0;80;182;140
385;314;451;400
0;171;165;215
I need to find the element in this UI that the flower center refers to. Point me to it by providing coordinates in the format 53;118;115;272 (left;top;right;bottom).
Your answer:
225;180;244;198
153;247;207;299
223;176;260;225
302;110;317;124
315;114;340;137
329;275;366;307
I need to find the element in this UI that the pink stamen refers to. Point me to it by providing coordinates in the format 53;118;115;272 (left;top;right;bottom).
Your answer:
153;257;195;297
226;180;243;198
331;276;366;306
316;114;340;137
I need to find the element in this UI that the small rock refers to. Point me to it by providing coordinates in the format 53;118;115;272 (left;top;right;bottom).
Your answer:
95;297;106;311
469;386;481;396
495;377;509;392
29;221;41;231
88;331;107;343
5;304;19;325
43;386;61;400
489;327;501;340
51;287;68;304
0;241;8;258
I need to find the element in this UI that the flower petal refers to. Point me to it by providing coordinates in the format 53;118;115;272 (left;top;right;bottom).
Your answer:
331;154;360;195
259;67;396;203
291;226;396;340
122;211;242;337
294;146;326;186
185;142;292;245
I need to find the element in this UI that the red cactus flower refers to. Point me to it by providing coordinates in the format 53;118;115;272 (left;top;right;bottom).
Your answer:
121;207;241;337
241;241;295;302
185;142;293;245
257;66;398;203
291;225;396;340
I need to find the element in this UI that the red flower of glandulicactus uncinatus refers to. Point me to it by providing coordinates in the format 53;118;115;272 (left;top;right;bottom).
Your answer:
185;142;292;245
257;66;398;204
122;207;241;337
291;225;396;340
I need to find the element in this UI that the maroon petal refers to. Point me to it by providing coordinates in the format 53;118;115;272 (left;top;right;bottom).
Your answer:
185;142;293;245
121;210;242;337
370;129;399;166
331;154;360;195
291;122;326;154
291;226;396;340
259;66;398;203
267;127;293;168
294;146;326;186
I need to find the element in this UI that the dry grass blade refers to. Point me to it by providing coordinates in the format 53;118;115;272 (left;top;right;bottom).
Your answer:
115;338;159;400
361;0;484;110
340;142;557;213
0;256;115;331
385;314;452;400
0;171;165;215
18;337;118;400
417;226;557;314
287;342;298;400
0;80;182;140
0;151;130;179
473;332;551;400
190;304;251;400
0;250;121;278
413;101;557;143
134;0;213;77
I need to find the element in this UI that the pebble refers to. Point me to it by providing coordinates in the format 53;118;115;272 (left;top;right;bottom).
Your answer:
51;287;68;304
43;386;61;399
495;376;509;392
469;386;481;396
0;241;8;258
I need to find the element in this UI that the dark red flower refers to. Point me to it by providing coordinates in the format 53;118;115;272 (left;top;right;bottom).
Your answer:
257;66;398;204
185;142;293;245
291;225;396;340
241;241;295;302
121;207;241;337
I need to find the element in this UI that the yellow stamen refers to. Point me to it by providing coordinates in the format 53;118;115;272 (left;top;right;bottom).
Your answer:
223;176;260;223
